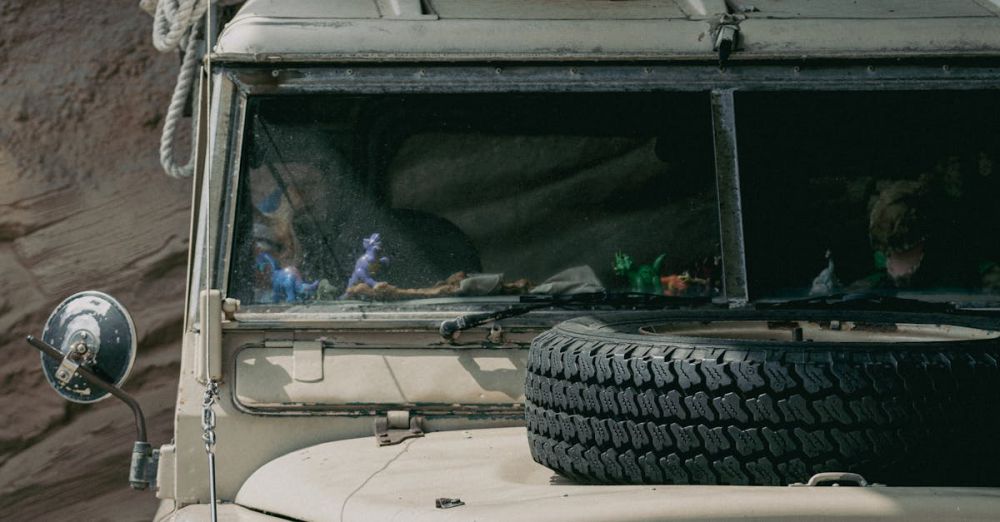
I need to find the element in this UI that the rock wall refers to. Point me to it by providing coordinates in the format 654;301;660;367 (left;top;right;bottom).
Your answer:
0;1;190;519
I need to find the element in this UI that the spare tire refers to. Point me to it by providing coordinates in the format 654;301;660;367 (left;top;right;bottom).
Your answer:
524;310;1000;486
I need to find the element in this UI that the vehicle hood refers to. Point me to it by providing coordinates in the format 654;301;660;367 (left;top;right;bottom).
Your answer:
235;427;1000;522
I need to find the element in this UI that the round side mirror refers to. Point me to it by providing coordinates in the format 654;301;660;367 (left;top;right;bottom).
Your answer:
40;291;137;403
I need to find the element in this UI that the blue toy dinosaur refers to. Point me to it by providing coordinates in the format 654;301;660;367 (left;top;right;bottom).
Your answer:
342;233;390;297
256;252;319;303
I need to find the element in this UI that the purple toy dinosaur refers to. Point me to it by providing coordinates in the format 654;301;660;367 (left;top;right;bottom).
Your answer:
342;233;390;298
256;252;319;303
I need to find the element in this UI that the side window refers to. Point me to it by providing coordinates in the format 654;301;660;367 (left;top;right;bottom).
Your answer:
738;91;1000;303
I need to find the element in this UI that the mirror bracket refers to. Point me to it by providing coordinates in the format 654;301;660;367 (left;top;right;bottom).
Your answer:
26;335;149;443
130;441;160;490
53;337;95;384
54;354;81;385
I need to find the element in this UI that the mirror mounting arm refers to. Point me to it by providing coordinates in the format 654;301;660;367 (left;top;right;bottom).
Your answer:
25;335;148;443
26;335;159;490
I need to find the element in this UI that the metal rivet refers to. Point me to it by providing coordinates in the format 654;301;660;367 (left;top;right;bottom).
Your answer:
793;66;801;73
271;70;279;78
346;69;354;76
644;67;652;74
495;67;503;74
867;65;876;72
570;68;578;75
942;64;950;72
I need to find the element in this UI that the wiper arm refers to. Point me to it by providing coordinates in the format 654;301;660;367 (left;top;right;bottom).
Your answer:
439;291;710;341
761;292;955;313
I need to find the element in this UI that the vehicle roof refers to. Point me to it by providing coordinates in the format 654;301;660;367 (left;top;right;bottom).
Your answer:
213;0;1000;63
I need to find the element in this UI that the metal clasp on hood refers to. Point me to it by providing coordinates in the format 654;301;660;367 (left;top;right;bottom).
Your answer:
710;13;747;63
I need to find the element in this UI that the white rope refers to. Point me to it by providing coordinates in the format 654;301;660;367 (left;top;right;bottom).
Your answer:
160;31;202;179
152;0;208;52
147;0;209;178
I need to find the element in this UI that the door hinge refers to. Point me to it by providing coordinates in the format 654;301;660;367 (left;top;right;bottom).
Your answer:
374;410;425;446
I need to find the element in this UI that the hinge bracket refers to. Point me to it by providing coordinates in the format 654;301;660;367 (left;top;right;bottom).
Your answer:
711;13;746;63
374;410;425;446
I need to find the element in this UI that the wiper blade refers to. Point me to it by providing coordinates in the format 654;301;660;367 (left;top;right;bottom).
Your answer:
438;291;709;341
761;292;956;313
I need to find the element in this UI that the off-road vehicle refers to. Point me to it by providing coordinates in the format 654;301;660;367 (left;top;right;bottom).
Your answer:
23;1;1000;520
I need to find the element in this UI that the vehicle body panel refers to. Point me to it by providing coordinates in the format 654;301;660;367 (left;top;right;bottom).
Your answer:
156;502;284;521
213;0;1000;63
235;427;1000;521
234;346;527;412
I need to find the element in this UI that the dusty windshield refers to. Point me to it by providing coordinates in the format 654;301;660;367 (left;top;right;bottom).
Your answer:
229;93;723;309
739;91;1000;306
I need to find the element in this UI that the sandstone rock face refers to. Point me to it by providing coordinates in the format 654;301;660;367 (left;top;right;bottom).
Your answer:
0;1;190;519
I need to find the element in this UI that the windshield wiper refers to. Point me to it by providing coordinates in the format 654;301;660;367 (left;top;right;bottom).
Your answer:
439;291;710;340
760;292;956;313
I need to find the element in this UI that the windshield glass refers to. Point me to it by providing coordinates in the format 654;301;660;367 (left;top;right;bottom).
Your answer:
229;93;722;309
738;91;1000;305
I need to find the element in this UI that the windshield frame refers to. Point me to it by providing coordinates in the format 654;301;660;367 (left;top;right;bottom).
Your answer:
209;60;1000;317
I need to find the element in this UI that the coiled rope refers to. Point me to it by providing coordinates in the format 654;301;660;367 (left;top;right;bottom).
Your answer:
144;0;208;178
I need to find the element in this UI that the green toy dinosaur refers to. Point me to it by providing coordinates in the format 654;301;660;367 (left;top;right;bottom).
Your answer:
613;251;666;295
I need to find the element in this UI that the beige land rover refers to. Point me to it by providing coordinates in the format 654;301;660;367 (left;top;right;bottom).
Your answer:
23;1;1000;520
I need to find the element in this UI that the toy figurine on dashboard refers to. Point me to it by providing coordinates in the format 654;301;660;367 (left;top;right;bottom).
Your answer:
613;251;666;295
256;251;319;303
341;233;391;298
